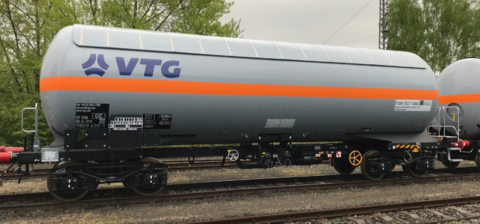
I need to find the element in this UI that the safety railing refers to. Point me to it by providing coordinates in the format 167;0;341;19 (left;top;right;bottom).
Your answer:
21;103;40;151
428;106;460;142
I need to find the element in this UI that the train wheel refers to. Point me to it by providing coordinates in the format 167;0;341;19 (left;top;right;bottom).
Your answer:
47;162;89;201
476;152;480;171
360;150;385;180
129;157;167;196
332;158;356;175
441;154;459;169
402;159;429;177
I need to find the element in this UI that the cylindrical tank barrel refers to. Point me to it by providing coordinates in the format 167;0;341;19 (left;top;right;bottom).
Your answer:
438;58;480;139
40;25;438;146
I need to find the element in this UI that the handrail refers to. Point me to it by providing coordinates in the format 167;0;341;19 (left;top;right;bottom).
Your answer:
429;106;460;142
21;103;40;151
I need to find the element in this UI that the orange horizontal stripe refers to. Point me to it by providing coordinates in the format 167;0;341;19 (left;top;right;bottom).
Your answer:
439;93;480;104
40;76;438;99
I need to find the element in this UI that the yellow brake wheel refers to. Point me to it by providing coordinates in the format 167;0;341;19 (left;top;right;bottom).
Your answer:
349;150;362;166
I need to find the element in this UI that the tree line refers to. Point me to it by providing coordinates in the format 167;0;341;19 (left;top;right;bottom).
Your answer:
389;0;480;73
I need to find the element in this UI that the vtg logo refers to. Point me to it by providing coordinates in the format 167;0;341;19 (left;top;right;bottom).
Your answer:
82;54;109;76
82;54;181;78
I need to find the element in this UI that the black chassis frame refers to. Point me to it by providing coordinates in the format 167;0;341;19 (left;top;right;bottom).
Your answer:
12;129;443;176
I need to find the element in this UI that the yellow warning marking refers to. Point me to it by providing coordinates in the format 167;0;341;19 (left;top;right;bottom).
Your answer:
440;137;444;141
319;151;324;155
227;149;231;153
400;145;405;148
453;114;456;121
262;152;266;155
396;145;400;148
412;148;419;153
416;145;420;148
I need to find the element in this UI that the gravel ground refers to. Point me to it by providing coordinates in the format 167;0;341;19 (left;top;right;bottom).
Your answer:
328;217;355;224
460;204;480;214
453;220;480;224
3;179;480;223
409;208;443;222
383;212;416;223
435;207;466;218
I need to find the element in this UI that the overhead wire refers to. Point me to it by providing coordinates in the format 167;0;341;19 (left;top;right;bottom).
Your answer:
342;34;377;46
323;0;374;44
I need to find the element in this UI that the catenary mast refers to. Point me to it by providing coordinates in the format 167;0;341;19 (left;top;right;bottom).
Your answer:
379;0;389;50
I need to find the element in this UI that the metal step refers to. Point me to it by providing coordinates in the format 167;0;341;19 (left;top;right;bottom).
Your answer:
450;159;463;162
448;147;461;151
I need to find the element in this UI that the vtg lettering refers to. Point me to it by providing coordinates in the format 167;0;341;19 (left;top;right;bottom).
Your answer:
115;57;181;78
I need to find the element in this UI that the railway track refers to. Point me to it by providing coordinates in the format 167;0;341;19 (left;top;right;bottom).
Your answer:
183;195;480;224
0;167;479;213
0;160;258;180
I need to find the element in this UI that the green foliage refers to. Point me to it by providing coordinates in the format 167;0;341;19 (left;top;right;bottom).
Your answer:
0;0;242;147
389;0;480;73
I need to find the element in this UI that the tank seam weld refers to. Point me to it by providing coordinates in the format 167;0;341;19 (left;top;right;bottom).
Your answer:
270;41;284;59
106;27;110;47
315;45;331;61
167;32;175;51
396;52;412;66
138;31;143;50
80;25;83;45
359;49;374;64
221;37;232;56
248;40;259;57
294;43;308;60
339;47;353;63
196;35;205;54
380;51;393;65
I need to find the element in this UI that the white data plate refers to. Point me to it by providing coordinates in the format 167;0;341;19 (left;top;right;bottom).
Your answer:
394;100;432;111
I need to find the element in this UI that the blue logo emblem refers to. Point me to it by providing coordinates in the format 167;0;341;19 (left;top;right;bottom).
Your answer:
82;54;110;76
83;54;181;78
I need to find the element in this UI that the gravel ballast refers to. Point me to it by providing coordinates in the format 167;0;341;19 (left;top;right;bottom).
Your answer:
3;179;480;223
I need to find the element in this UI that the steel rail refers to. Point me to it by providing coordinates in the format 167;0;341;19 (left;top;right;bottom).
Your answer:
0;169;479;212
182;196;480;224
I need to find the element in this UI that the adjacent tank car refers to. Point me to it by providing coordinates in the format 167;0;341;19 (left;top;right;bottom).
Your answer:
435;58;480;169
0;25;447;201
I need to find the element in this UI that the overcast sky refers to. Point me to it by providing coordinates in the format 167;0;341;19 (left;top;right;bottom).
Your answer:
220;0;380;49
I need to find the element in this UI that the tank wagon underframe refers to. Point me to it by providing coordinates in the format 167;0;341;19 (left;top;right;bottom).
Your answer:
10;127;442;188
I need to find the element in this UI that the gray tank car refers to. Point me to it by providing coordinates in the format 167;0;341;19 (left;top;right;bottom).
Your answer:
435;58;480;169
41;25;439;147
2;25;444;201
